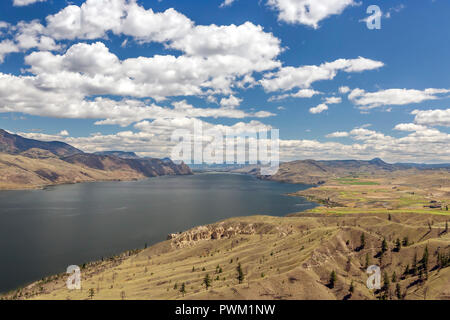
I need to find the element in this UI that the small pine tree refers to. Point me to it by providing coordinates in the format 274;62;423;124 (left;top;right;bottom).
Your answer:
395;238;401;252
203;274;211;290
360;233;366;249
402;236;409;247
445;220;448;233
88;288;95;300
395;283;402;300
422;246;429;272
391;272;397;283
412;252;418;275
329;270;337;289
120;290;126;300
236;263;244;284
404;264;410;276
381;238;388;254
388;214;392;221
382;271;390;293
180;283;186;297
365;253;370;269
349;281;355;295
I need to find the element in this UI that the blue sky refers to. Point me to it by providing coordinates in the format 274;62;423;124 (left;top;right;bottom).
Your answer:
0;0;449;163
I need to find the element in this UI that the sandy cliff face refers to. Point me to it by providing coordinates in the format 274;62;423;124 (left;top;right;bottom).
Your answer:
167;222;258;248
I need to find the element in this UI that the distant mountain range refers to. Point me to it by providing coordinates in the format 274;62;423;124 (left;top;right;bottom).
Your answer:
258;158;450;184
94;151;140;159
0;129;192;190
0;129;81;156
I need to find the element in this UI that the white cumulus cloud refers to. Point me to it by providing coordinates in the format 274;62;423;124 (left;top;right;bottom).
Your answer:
348;88;450;109
267;0;356;28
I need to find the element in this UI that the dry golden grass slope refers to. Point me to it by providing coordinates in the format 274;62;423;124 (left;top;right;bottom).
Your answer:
0;152;145;190
4;212;448;301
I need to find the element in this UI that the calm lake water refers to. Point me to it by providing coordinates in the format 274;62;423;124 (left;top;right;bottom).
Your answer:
0;173;316;292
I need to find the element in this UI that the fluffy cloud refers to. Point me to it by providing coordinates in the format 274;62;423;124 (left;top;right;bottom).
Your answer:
0;69;274;127
0;1;282;129
349;88;450;109
267;0;356;28
17;41;279;108
13;0;47;6
309;103;328;114
220;95;242;108
412;109;450;127
41;0;281;67
261;57;383;92
1;0;282;81
324;96;342;104
0;40;19;63
394;123;427;132
339;86;350;94
220;0;238;8
19;120;450;163
268;89;321;101
59;130;69;136
326;131;349;138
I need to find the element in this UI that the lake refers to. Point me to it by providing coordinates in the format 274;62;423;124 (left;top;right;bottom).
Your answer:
0;173;316;292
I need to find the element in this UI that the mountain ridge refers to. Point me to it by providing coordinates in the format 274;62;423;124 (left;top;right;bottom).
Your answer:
0;129;192;190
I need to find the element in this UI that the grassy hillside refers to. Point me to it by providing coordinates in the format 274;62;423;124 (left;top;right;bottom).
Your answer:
0;152;192;190
5;213;448;300
257;159;443;185
0;129;193;190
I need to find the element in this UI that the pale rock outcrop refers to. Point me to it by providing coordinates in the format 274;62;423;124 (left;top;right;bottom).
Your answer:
167;222;258;248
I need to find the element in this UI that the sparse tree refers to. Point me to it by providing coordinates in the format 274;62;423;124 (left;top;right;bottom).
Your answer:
203;274;211;290
402;236;409;247
120;290;126;300
381;238;388;254
349;281;355;295
329;270;337;289
404;264;410;276
88;288;95;300
395;283;402;300
382;271;390;294
422;246;429;272
180;283;186;297
391;271;397;283
395;238;401;252
412;252;418;275
236;263;244;284
360;233;366;250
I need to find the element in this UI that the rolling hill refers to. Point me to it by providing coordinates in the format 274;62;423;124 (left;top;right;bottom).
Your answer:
0;129;82;157
0;129;192;190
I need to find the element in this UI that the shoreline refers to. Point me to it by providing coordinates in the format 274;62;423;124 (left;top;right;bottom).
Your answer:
0;173;194;192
